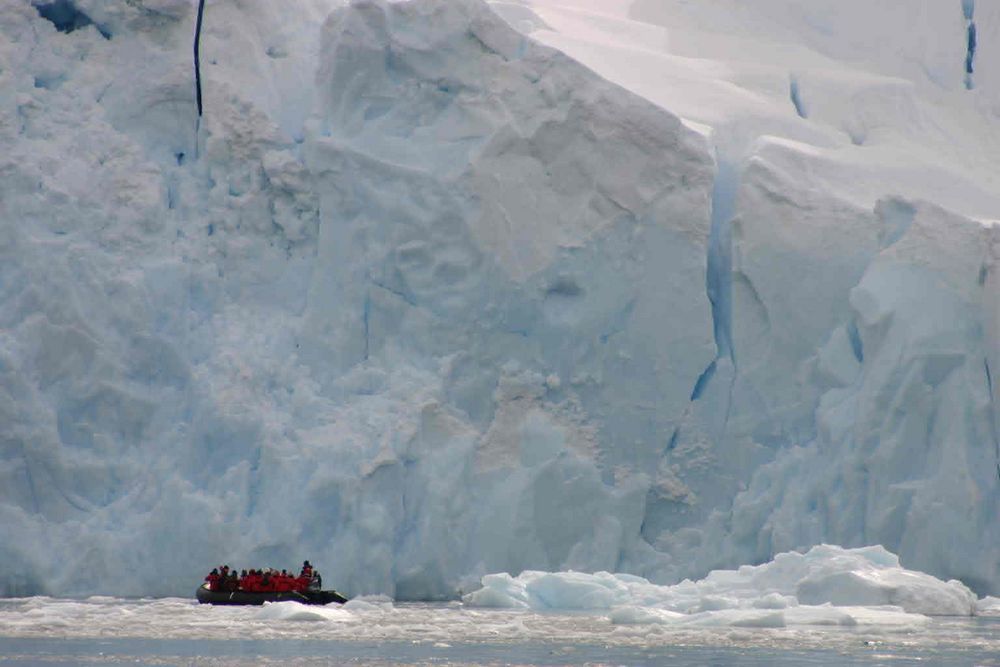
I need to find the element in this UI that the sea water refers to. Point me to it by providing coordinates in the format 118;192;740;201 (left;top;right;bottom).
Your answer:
0;598;998;666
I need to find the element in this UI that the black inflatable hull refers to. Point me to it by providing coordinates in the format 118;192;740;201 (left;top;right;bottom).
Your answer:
196;583;347;606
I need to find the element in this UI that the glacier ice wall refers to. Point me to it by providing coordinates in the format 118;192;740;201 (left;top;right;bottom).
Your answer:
526;0;1000;595
1;0;998;598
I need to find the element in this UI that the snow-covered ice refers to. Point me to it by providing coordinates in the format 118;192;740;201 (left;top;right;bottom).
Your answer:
1;0;999;603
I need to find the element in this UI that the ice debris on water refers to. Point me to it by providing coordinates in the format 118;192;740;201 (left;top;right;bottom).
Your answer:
464;545;978;626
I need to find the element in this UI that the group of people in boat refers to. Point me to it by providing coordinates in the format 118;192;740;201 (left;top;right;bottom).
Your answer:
204;560;322;593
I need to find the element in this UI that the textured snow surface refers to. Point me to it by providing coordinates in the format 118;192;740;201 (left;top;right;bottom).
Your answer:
1;0;999;599
463;544;977;623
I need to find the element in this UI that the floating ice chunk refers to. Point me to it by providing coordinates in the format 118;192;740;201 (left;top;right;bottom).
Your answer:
465;544;977;622
692;595;738;612
780;605;857;627
752;592;794;609
527;571;631;610
781;605;931;628
791;546;977;616
343;595;395;613
608;605;684;625
462;570;640;610
795;569;972;616
462;572;531;609
977;596;1000;616
834;606;932;627
257;601;354;622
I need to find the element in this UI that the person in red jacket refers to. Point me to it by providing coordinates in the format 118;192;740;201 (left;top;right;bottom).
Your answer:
242;570;254;592
204;568;221;591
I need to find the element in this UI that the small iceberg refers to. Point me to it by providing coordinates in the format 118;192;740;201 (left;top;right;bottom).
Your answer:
256;601;354;623
463;544;978;627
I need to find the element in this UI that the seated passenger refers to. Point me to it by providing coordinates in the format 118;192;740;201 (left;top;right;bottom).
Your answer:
244;569;258;592
204;568;221;591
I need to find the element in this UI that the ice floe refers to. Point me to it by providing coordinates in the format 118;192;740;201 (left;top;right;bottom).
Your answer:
464;545;978;627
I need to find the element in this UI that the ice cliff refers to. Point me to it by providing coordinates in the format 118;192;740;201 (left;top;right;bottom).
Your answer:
0;0;998;599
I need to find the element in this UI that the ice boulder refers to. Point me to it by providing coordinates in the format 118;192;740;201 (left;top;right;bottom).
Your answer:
257;600;353;622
